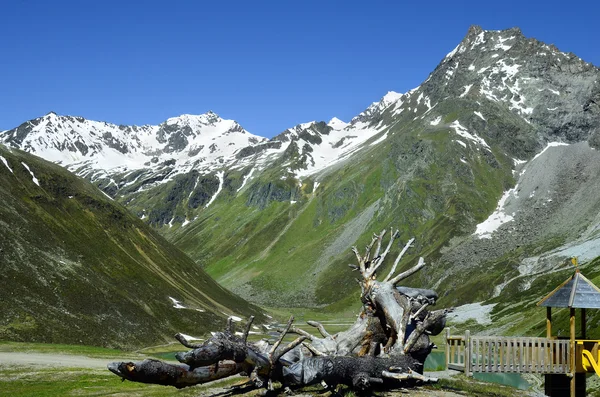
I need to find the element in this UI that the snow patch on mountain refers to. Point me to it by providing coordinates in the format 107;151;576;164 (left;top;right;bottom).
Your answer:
0;155;13;173
474;187;517;239
292;120;385;178
531;142;570;162
21;162;40;186
169;297;186;309
450;121;490;148
237;167;255;192
205;171;224;207
459;84;473;98
370;132;388;146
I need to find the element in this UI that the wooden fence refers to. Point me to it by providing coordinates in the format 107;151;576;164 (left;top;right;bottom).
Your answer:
446;329;571;375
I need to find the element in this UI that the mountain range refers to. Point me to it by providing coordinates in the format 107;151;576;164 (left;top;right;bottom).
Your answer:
2;25;600;337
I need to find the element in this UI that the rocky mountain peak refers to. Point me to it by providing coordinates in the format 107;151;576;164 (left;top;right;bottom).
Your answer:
415;25;600;150
328;117;348;129
163;111;222;128
465;24;483;37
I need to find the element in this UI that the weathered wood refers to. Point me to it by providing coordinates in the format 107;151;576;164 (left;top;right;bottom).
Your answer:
306;321;332;338
404;309;447;354
282;355;424;390
445;328;451;370
446;333;571;375
108;229;447;392
465;330;471;376
107;359;245;388
383;238;414;282
242;315;255;343
381;370;438;383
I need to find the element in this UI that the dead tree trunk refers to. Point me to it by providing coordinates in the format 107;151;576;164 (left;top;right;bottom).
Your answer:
108;228;449;392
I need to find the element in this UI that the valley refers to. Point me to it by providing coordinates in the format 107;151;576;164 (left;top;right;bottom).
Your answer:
1;24;600;395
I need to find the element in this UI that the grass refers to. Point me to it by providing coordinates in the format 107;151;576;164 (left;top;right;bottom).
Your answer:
425;375;530;397
0;146;265;350
0;341;139;359
0;337;536;397
0;365;531;397
0;365;246;397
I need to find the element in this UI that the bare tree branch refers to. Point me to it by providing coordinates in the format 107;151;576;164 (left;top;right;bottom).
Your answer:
403;309;447;354
302;342;325;356
225;317;233;333
367;228;398;278
307;321;332;338
410;303;429;321
274;325;315;340
352;246;365;274
272;336;308;363
389;257;425;285
364;235;378;264
108;359;244;388
242;316;255;343
174;333;203;349
383;238;415;282
269;315;294;359
381;369;438;383
373;229;386;261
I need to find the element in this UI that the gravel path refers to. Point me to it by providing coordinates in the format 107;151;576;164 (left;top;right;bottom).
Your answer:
0;352;116;369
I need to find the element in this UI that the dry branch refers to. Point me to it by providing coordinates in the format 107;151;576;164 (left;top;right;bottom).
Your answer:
107;228;447;393
306;320;332;338
383;238;415;282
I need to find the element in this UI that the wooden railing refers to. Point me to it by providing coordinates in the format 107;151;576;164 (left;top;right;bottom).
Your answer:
446;329;571;375
446;329;470;372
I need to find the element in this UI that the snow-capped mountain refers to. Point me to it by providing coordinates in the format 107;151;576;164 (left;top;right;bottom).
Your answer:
3;26;600;323
1;110;398;212
1;110;266;175
2;25;599;231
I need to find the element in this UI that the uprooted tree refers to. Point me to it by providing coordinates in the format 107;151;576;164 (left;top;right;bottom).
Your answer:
108;229;450;392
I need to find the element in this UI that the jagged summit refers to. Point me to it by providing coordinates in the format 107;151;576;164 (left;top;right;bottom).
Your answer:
0;110;266;176
1;25;599;232
466;24;483;36
327;117;348;129
2;26;600;322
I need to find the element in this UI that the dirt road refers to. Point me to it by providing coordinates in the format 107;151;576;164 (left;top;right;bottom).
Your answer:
0;352;115;369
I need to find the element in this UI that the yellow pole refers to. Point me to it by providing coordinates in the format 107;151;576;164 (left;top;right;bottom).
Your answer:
570;308;576;397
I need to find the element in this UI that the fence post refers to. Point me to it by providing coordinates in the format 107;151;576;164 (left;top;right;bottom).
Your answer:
445;328;450;370
465;330;471;376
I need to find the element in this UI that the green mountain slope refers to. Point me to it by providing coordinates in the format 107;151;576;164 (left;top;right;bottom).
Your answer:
163;97;520;308
0;145;264;348
2;26;600;339
161;27;600;316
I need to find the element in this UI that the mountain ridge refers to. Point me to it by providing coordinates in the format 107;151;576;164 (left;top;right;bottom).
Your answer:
2;26;600;326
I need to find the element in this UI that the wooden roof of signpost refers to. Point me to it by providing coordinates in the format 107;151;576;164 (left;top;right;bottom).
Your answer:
538;271;600;309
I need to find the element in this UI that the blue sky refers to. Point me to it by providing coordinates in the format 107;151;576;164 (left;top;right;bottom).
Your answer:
1;0;598;138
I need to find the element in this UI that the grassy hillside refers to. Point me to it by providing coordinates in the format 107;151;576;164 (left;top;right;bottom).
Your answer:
0;145;265;349
153;97;522;311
